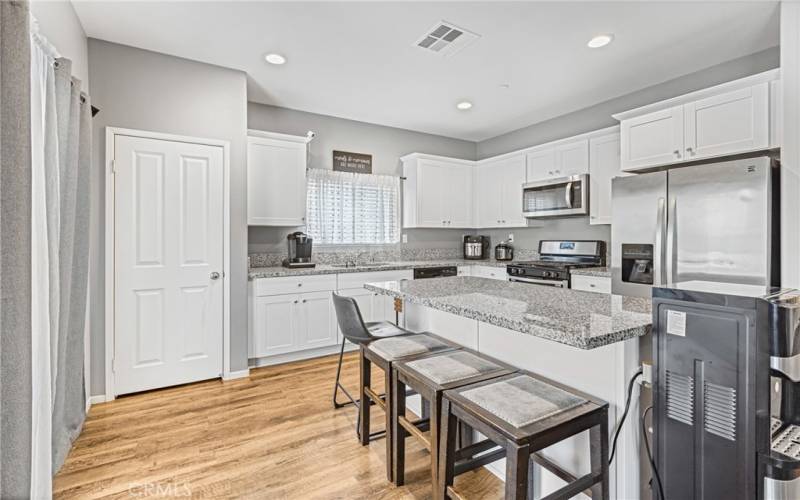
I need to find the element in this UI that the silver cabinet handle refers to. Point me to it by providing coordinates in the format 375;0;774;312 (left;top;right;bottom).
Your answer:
210;272;221;280
686;147;694;156
297;283;302;287
673;150;681;158
302;299;306;303
293;300;298;304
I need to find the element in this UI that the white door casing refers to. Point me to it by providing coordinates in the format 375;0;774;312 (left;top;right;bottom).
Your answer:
111;132;227;397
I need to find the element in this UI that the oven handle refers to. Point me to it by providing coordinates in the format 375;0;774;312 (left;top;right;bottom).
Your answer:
564;181;573;209
509;276;567;287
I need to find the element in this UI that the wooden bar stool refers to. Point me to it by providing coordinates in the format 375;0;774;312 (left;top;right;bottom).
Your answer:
391;349;517;488
437;372;609;500
361;333;458;481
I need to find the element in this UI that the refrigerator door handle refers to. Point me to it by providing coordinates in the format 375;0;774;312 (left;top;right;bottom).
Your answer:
666;197;676;284
655;197;666;286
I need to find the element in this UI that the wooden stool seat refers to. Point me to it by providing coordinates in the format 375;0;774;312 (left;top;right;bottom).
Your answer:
437;372;610;500
391;349;517;487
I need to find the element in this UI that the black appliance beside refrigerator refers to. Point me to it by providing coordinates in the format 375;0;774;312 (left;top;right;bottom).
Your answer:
651;282;800;499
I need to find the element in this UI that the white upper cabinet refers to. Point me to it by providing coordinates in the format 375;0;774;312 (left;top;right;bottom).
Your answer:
616;70;778;172
683;83;768;160
402;154;474;228
525;139;588;181
620;106;684;171
588;130;623;225
475;154;525;227
247;130;310;226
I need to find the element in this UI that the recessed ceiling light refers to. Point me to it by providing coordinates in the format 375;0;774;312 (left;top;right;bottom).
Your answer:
456;101;473;110
587;34;614;48
265;53;286;65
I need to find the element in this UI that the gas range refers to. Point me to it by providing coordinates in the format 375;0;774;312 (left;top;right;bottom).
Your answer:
506;240;606;287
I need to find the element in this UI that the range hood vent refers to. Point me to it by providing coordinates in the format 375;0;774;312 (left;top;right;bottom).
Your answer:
414;21;479;57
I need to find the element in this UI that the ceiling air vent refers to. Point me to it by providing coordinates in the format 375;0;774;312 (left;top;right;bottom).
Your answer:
414;21;479;57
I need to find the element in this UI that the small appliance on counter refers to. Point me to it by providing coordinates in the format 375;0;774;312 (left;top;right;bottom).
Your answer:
651;282;800;500
282;231;315;269
463;235;490;260
506;240;605;287
495;240;514;261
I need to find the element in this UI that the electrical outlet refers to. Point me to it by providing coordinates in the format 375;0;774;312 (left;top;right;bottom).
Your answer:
508;233;514;243
402;233;408;243
641;362;653;386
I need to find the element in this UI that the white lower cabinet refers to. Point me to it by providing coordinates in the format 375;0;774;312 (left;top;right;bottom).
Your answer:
570;275;611;294
336;287;396;326
471;265;507;281
251;290;336;358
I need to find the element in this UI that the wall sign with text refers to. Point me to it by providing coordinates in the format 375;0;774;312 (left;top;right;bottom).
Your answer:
333;150;372;174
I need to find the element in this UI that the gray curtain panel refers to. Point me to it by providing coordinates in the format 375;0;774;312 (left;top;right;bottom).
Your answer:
51;68;89;472
0;1;33;498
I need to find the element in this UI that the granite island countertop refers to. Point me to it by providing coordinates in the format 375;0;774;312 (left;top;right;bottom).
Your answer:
248;259;514;280
364;276;651;350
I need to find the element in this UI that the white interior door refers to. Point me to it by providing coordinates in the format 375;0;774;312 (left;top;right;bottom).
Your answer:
114;135;224;396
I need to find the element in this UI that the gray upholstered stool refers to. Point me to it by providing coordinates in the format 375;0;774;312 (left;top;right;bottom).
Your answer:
361;332;458;481
391;349;517;487
437;372;609;500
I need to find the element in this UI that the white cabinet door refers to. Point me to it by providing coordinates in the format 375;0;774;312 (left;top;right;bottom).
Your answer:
683;83;769;160
416;160;446;227
457;266;472;277
620;106;684;171
297;291;337;349
475;163;504;227
500;155;527;227
337;287;377;322
445;164;474;227
247;136;306;226
588;132;621;225
554;140;589;177
525;147;556;181
252;294;298;357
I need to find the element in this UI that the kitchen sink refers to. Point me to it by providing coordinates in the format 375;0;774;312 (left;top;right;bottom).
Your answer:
331;262;394;268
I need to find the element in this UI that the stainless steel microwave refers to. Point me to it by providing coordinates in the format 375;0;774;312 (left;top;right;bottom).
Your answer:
522;174;589;218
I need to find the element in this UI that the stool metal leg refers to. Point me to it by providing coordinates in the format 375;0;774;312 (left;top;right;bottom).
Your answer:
505;442;531;500
590;409;610;500
333;337;357;409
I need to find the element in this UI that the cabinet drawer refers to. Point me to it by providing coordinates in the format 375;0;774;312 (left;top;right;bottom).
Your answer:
337;269;413;289
254;274;337;296
571;275;611;294
472;266;507;280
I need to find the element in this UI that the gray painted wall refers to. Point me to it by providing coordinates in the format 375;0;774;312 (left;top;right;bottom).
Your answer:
247;102;476;254
87;40;249;396
477;47;779;159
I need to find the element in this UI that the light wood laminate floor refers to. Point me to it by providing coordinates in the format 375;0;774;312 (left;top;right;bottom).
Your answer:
54;351;504;499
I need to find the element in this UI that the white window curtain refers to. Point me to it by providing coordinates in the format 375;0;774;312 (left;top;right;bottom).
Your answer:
306;168;400;245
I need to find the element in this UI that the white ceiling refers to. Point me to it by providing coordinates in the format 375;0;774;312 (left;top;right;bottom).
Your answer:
72;1;779;142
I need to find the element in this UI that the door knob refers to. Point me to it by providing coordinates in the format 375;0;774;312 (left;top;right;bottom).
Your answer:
210;272;221;280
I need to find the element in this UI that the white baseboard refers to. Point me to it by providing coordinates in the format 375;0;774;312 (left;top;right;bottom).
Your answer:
87;395;108;411
249;343;357;369
222;369;251;381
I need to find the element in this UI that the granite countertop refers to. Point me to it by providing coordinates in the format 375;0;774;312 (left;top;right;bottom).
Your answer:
571;267;611;278
248;259;514;280
364;276;651;350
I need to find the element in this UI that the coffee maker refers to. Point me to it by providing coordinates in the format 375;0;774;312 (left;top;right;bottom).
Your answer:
463;235;489;260
282;231;315;269
651;283;800;500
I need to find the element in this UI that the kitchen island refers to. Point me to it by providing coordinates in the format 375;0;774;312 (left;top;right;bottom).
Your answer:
365;276;652;500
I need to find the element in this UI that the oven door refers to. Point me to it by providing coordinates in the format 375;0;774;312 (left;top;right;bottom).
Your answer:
522;174;589;218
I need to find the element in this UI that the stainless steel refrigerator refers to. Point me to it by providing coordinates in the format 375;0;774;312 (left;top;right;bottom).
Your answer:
611;156;779;297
